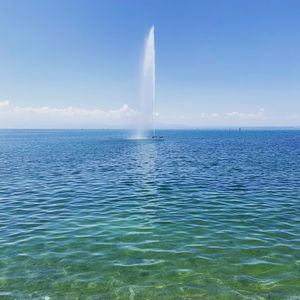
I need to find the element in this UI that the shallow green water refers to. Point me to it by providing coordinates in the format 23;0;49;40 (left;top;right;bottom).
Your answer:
0;130;300;299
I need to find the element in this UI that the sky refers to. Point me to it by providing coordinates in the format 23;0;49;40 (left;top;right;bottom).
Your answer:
0;0;300;128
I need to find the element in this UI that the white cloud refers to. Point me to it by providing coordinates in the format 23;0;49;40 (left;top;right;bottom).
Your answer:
199;112;220;119
0;100;10;109
288;114;300;120
0;100;138;128
226;108;265;120
2;100;297;128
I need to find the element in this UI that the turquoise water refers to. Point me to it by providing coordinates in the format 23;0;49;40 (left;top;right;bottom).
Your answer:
0;129;300;299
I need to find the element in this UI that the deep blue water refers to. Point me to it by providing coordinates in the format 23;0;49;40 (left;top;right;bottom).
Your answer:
0;129;300;299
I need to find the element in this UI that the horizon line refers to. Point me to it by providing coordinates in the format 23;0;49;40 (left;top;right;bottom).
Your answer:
0;126;300;130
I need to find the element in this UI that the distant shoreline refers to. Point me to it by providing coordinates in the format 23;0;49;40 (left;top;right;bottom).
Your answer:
0;127;299;131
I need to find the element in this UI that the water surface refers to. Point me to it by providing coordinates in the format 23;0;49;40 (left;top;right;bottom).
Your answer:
0;130;300;299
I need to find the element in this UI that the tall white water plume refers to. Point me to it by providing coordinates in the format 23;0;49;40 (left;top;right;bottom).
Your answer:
136;26;156;138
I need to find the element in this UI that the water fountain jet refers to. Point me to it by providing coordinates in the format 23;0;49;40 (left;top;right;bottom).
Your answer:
136;26;156;139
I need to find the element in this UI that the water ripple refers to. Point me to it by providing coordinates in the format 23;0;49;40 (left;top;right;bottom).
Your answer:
0;129;300;299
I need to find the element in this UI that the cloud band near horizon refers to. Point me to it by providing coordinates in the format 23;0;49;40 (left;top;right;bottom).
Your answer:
0;100;298;128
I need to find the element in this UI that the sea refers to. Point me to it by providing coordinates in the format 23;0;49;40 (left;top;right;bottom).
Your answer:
0;129;299;299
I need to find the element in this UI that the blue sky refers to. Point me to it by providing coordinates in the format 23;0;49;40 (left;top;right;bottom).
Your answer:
0;0;300;128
